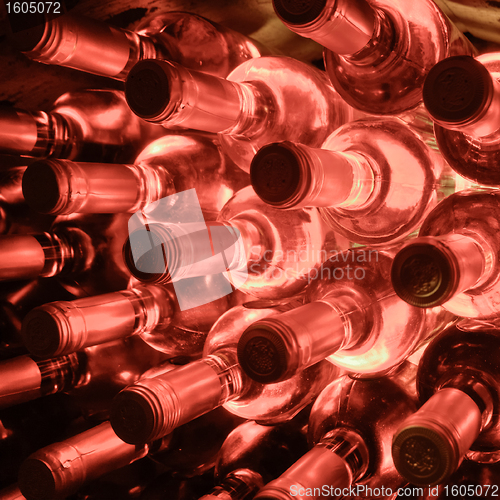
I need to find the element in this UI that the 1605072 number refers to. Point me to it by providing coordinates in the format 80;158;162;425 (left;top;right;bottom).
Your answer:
6;2;61;13
444;484;499;497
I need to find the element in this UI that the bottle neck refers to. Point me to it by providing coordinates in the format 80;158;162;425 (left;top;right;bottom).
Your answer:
18;422;149;500
250;142;375;209
125;219;258;285
391;232;493;308
110;350;244;444
0;108;72;158
21;284;175;358
0;232;75;281
22;159;175;215
274;0;375;55
237;292;369;384
255;428;369;500
22;12;161;80
125;60;272;137
392;386;485;486
0;352;83;408
201;469;264;500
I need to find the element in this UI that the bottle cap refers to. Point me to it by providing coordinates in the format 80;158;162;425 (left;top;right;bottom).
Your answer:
19;458;58;500
272;0;327;25
237;326;289;384
391;243;456;308
392;424;457;486
110;386;158;445
21;304;76;358
22;160;67;214
125;60;172;120
423;56;493;125
250;143;302;206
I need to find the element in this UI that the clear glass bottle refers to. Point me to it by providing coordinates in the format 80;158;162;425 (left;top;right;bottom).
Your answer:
20;274;243;359
0;213;131;297
422;54;500;186
271;0;476;115
21;133;249;216
391;189;500;319
124;186;348;300
0;336;165;418
392;323;500;486
254;362;418;499
0;90;166;163
237;249;456;381
200;414;310;500
109;299;339;445
13;11;270;80
18;406;243;500
124;57;359;172
250;118;473;246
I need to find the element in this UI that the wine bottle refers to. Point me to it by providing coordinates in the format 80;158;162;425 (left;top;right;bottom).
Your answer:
124;57;359;172
271;0;475;115
0;213;131;297
199;413;309;500
0;278;75;361
0;90;166;163
11;11;270;80
21;274;243;359
0;336;165;418
250;118;473;246
392;322;500;486
21;133;249;216
110;299;339;445
237;249;456;381
391;189;500;319
124;186;349;300
18;406;244;500
422;54;500;186
254;363;418;499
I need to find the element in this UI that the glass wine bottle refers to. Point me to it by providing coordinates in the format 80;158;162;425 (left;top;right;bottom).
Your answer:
254;362;419;499
0;90;166;163
11;11;270;80
18;405;243;500
392;322;500;486
21;133;249;217
124;57;359;172
0;213;131;297
237;249;456;381
200;413;310;500
20;274;244;359
422;53;500;186
109;299;339;445
124;186;349;300
250;117;473;246
0;336;165;418
271;0;475;115
391;189;500;319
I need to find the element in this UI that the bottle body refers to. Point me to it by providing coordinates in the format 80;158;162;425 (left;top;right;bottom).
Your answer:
424;53;500;186
22;133;249;217
392;323;500;485
0;90;166;163
17;11;268;80
238;249;456;380
273;0;475;115
391;189;500;319
125;57;358;173
256;364;418;499
110;299;339;445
